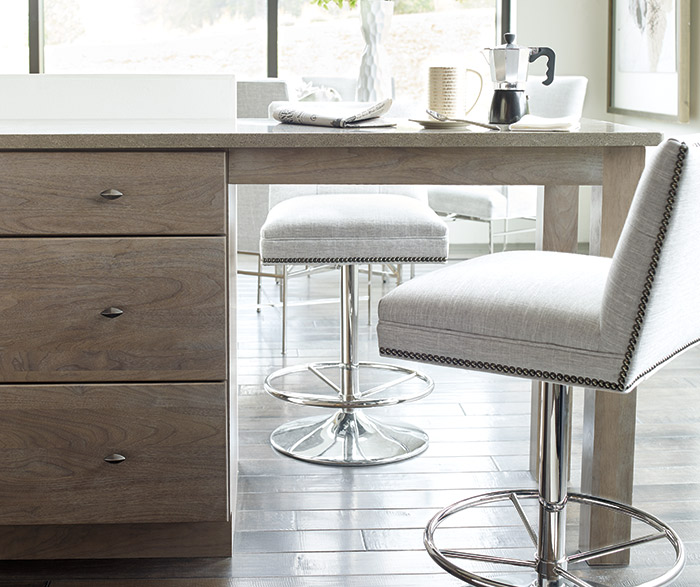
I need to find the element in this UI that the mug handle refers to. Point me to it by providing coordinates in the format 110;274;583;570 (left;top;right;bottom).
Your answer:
464;69;483;115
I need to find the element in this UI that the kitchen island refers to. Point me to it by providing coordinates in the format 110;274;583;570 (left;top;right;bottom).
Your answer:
0;116;661;560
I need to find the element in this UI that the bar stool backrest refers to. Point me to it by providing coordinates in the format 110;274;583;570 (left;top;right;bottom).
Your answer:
601;137;700;391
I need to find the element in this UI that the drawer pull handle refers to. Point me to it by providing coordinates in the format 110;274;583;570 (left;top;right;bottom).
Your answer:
101;307;124;319
104;454;126;464
100;188;123;200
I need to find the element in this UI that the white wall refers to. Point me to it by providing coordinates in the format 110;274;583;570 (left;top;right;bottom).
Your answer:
518;0;699;134
516;0;609;121
453;0;699;248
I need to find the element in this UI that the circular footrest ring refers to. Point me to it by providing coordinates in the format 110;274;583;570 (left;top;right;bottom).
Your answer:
424;489;685;587
264;360;434;408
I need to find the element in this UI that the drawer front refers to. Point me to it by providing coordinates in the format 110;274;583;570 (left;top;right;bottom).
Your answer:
0;237;226;383
0;151;226;235
0;383;228;525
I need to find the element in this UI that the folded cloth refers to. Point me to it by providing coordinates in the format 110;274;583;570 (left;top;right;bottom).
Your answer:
269;99;395;128
509;114;580;132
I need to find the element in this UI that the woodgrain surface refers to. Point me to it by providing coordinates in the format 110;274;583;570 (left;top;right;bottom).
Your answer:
0;259;695;584
229;147;604;186
0;237;227;382
0;521;233;561
595;146;646;258
0;151;227;235
537;185;580;254
0;383;228;526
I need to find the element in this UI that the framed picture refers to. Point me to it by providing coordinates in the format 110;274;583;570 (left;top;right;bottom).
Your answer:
608;0;690;122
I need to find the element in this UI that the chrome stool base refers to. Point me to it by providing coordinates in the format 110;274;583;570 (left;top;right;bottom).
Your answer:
424;489;685;587
265;264;433;466
270;410;429;466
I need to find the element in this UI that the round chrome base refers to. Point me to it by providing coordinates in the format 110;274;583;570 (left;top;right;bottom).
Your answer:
425;489;685;587
264;361;434;409
270;410;429;466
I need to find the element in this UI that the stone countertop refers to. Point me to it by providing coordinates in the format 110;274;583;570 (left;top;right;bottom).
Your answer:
0;118;663;150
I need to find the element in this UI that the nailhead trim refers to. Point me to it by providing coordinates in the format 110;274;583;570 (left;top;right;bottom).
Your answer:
617;142;688;390
262;256;447;265
381;142;691;393
626;336;700;391
379;347;623;390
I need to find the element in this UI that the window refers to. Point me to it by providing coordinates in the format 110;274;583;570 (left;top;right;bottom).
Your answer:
0;3;30;73
278;0;497;106
17;0;503;95
42;0;267;78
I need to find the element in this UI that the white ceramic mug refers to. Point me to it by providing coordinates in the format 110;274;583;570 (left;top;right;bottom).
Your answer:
428;66;483;118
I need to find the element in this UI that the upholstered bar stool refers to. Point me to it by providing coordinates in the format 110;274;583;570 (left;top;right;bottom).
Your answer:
377;137;697;585
261;192;448;465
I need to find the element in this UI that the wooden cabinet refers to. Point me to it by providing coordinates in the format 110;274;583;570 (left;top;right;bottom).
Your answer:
0;151;232;558
0;237;226;383
0;383;228;526
0;151;226;235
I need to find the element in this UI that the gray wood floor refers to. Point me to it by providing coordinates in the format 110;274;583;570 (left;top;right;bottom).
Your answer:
1;256;699;586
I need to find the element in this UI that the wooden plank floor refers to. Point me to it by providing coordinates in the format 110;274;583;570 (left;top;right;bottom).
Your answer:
1;255;699;586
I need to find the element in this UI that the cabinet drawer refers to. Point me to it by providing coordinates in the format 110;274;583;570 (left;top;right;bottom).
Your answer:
0;151;226;235
0;383;228;525
0;237;226;383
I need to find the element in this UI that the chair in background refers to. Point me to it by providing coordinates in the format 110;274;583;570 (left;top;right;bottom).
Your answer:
236;79;289;117
428;76;588;255
261;189;448;465
377;136;695;585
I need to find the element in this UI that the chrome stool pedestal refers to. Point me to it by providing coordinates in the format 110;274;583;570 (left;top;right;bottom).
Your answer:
423;383;685;587
269;409;429;466
264;265;434;465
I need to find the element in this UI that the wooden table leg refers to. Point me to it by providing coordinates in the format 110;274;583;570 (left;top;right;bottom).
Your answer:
529;185;579;477
578;146;646;566
535;185;579;254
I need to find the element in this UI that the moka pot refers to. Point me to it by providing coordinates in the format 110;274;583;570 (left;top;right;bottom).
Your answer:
482;33;556;126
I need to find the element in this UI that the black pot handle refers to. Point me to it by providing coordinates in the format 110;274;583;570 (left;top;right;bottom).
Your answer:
529;47;556;86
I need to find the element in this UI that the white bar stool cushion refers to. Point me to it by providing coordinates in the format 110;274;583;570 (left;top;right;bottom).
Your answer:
260;193;448;264
378;250;620;386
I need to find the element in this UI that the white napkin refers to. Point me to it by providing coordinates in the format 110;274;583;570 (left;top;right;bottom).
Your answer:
509;114;580;132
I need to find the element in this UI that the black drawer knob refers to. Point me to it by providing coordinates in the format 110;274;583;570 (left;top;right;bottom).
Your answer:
104;454;126;464
99;188;124;200
100;307;124;319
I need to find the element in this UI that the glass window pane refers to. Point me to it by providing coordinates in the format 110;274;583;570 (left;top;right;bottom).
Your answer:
277;0;496;111
278;2;362;82
43;0;267;77
0;3;29;73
